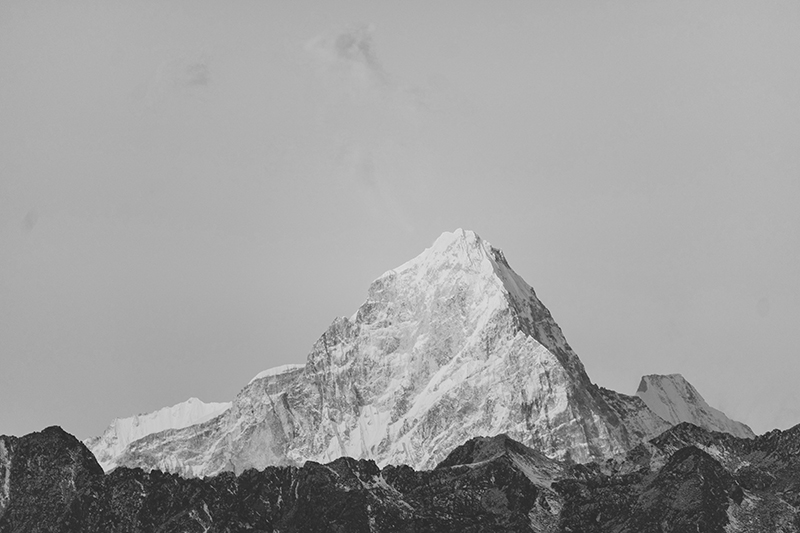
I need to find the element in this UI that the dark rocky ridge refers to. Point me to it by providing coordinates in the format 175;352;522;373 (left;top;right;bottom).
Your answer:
2;424;799;532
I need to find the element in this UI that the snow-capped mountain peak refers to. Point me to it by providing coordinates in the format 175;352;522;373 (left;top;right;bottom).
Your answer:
636;374;754;438
393;229;489;271
85;230;751;477
390;229;522;300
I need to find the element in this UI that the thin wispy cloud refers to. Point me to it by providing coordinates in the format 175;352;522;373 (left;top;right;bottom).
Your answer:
305;24;430;233
305;23;440;115
183;58;210;87
335;142;415;233
20;209;38;234
139;51;212;111
305;23;389;90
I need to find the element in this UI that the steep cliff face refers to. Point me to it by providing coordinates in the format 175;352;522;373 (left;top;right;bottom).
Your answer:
96;230;667;476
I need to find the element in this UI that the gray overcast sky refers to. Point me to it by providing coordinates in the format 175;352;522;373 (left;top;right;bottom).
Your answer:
1;0;798;439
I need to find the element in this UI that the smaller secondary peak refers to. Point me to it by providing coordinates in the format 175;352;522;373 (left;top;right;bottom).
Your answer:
636;373;754;439
435;434;563;487
637;373;687;393
436;434;550;469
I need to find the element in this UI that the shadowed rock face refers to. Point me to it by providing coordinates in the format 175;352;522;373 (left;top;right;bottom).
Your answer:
2;427;546;533
557;446;744;533
0;427;104;532
4;424;800;532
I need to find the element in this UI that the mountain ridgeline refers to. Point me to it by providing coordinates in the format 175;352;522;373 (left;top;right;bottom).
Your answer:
2;423;799;532
85;230;753;478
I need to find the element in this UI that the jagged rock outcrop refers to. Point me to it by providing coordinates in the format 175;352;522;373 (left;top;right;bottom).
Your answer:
0;427;105;532
1;427;563;532
555;444;745;533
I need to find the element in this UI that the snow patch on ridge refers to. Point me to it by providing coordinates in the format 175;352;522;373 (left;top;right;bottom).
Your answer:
85;397;231;472
249;364;305;384
391;229;482;275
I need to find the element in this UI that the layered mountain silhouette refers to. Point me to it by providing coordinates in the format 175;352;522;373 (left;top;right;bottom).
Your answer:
1;423;798;532
85;230;752;477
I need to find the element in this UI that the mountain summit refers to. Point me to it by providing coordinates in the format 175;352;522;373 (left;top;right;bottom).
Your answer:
637;374;754;438
86;230;748;476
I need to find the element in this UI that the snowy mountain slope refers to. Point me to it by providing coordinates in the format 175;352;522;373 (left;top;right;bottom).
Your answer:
83;397;231;472
95;230;676;476
88;230;752;477
636;374;754;439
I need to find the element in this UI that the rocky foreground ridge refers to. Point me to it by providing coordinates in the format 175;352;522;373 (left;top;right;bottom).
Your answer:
86;229;753;477
1;423;798;532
